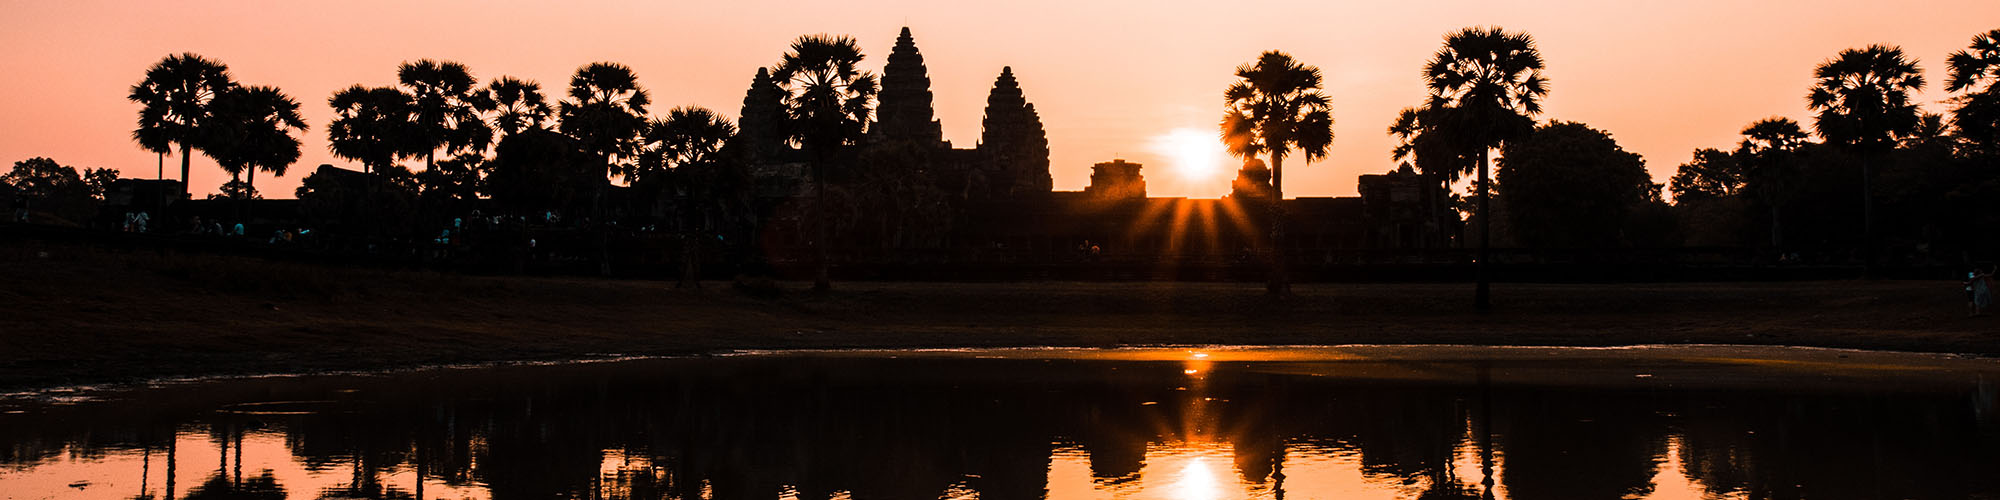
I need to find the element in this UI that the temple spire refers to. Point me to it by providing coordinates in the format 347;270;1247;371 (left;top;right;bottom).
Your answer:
869;26;945;147
978;66;1051;197
737;67;786;162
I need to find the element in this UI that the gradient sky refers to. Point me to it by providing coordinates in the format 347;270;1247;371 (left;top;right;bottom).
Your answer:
3;0;1996;199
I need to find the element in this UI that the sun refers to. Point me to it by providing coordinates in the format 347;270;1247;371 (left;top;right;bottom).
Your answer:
1150;127;1228;181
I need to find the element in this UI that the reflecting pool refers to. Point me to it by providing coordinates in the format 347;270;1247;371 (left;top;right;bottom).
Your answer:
2;346;1997;499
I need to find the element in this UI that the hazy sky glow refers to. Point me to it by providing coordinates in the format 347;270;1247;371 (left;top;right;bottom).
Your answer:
3;0;1996;199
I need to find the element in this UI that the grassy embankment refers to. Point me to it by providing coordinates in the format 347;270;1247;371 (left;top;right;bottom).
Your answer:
2;239;1993;390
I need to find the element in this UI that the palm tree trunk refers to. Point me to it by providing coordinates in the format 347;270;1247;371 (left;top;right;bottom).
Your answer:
178;142;192;200
1861;156;1876;277
1268;151;1288;296
1476;149;1492;312
813;156;832;292
244;167;255;227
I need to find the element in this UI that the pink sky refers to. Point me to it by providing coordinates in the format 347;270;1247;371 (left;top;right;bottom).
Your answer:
2;0;1994;199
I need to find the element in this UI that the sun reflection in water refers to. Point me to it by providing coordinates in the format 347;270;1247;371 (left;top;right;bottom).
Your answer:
1170;457;1223;500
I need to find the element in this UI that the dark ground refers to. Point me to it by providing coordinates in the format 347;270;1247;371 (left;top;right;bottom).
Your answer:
3;239;1995;391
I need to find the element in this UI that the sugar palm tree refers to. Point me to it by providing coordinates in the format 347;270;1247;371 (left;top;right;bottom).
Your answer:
1388;101;1470;249
1221;50;1334;296
486;76;553;138
639;107;737;288
1735;117;1811;248
128;53;235;199
398;60;493;174
559;62;650;275
207;85;307;219
1807;45;1924;268
328;85;413;177
774;34;879;292
1420;26;1548;311
1946;29;2000;153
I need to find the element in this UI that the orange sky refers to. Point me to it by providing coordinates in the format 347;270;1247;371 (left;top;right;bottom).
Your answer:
2;0;1995;199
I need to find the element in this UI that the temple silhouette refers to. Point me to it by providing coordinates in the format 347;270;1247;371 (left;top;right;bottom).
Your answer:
734;27;1456;276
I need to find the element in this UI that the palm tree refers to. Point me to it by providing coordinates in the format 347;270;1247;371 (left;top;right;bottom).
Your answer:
1420;26;1548;311
398;60;493;174
774;34;879;292
328;86;413;178
559;62;650;275
129;53;235;199
487;76;553;138
639;107;737;288
1735;117;1811;249
1946;29;2000;153
1388;101;1471;249
1221;50;1334;296
1807;45;1924;269
206;85;307;220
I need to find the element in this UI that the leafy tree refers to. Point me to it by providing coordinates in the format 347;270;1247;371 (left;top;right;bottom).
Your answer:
1735;117;1812;248
1220;50;1334;295
4;157;113;224
1668;148;1744;202
1388;102;1469;247
128;53;234;198
487;128;596;220
1496;121;1657;248
1946;28;2000;154
327;85;414;177
774;34;878;292
1419;26;1548;310
1807;45;1924;266
486;76;553;138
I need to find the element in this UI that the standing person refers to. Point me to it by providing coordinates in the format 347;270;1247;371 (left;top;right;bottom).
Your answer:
1972;266;1994;317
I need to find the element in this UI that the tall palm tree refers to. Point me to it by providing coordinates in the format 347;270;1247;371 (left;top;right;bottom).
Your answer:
1221;50;1334;296
1946;29;2000;153
560;62;651;182
206;85;307;219
774;34;879;292
639;107;737;288
1735;117;1810;249
129;53;234;199
559;62;650;275
1420;26;1548;311
327;86;413;178
486;76;553;138
1807;45;1924;268
399;60;493;173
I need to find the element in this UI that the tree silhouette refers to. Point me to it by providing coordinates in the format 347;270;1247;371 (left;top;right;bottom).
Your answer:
1497;121;1656;248
398;60;493;176
1669;148;1744;202
1736;117;1811;248
1946;29;2000;154
1419;26;1547;310
638;107;737;287
128;53;234;199
1807;44;1924;268
1220;50;1334;296
559;62;651;185
327;85;414;178
205;85;307;219
774;34;878;292
1388;103;1470;249
486;76;553;139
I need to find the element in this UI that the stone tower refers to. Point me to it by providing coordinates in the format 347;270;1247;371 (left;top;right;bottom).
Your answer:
869;27;946;148
977;66;1052;197
736;67;787;162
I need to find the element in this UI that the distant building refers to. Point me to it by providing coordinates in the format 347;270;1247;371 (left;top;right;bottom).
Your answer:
1085;159;1145;200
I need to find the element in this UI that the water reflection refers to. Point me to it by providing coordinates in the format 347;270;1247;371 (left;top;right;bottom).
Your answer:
2;348;1997;499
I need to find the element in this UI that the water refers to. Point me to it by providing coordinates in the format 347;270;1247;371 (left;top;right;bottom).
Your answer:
2;346;1997;500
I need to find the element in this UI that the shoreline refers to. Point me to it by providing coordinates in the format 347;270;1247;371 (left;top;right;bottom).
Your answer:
6;241;1998;391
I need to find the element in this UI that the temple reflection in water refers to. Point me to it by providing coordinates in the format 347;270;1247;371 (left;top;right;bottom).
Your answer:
2;351;1997;499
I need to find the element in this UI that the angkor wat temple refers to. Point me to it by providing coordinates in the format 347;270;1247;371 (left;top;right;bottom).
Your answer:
740;27;1458;275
